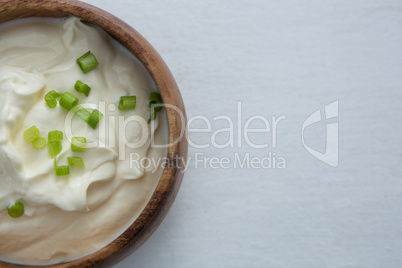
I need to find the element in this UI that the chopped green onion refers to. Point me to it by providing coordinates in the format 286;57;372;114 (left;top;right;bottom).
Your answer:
54;158;57;169
7;201;24;218
32;137;46;149
76;51;99;73
147;92;163;123
148;108;157;123
47;141;62;158
118;96;136;110
44;90;61;109
45;95;57;108
149;92;163;110
54;157;69;176
74;80;91;97
74;105;91;122
59;92;79;111
149;92;162;104
67;156;85;168
47;90;61;99
71;137;86;152
55;165;69;176
23;125;40;143
87;109;103;129
48;130;63;142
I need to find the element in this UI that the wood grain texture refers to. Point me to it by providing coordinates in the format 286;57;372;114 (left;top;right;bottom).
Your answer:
0;0;188;267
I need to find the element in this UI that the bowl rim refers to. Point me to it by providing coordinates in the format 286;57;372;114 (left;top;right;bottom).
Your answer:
0;0;188;267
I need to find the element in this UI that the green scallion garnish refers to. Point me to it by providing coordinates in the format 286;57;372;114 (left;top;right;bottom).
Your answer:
55;165;69;176
148;108;158;123
23;125;40;143
7;201;24;218
47;90;61;99
71;137;86;152
48;130;63;142
149;92;163;109
67;156;85;168
148;92;163;123
118;96;136;110
32;137;46;149
44;90;61;109
59;92;79;111
48;141;62;158
87;109;103;129
74;80;91;97
45;95;57;108
74;105;91;122
76;51;98;73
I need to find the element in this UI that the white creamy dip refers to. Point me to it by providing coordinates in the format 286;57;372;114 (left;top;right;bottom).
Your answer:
0;17;167;264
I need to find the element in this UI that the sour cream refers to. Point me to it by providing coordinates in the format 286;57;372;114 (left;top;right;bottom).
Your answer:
0;17;167;264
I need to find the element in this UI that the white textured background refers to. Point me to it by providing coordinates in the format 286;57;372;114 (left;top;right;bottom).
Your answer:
80;1;402;267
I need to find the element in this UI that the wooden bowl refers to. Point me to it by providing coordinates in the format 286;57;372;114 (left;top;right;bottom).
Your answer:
0;0;187;267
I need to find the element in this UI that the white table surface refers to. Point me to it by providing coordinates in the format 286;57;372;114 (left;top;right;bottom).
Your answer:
80;1;402;267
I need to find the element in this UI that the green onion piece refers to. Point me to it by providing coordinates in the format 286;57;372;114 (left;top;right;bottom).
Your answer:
48;130;63;142
55;165;69;176
148;92;163;123
148;109;157;123
44;90;61;109
149;92;162;104
74;80;91;97
87;109;103;129
149;92;163;112
59;92;79;111
76;51;99;73
48;141;62;158
32;137;46;149
54;158;57;169
23;125;40;143
71;137;86;152
7;201;24;218
47;90;61;99
67;156;85;168
118;96;136;110
45;95;57;108
74;105;91;122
